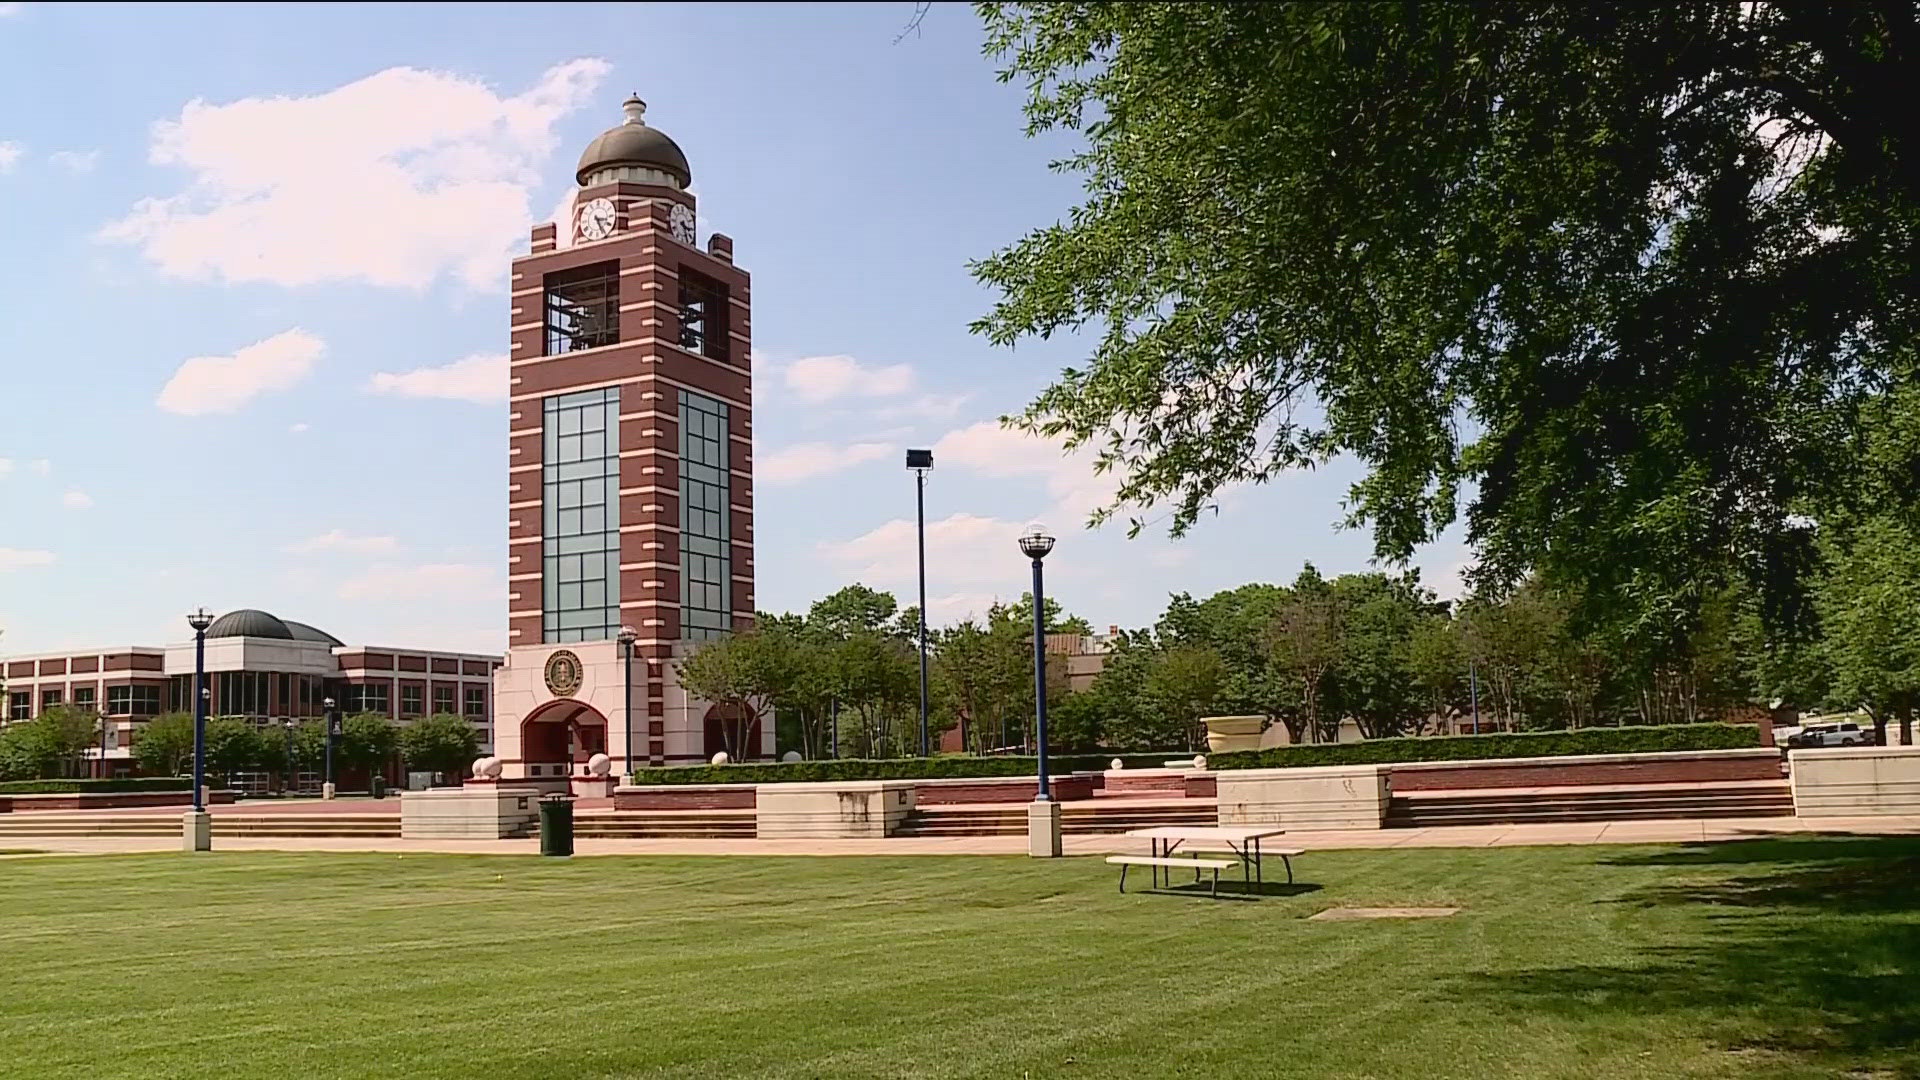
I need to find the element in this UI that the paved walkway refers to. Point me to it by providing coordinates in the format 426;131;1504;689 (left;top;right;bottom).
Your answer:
6;813;1918;859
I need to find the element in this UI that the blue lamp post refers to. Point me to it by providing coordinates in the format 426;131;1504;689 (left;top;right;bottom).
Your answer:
618;625;638;779
187;608;214;812
1018;524;1056;801
323;697;341;799
907;449;934;756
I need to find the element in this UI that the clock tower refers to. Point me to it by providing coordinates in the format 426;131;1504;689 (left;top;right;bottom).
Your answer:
490;95;761;784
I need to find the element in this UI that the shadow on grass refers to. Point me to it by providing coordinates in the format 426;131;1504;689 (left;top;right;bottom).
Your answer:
1140;881;1323;901
1454;836;1920;1074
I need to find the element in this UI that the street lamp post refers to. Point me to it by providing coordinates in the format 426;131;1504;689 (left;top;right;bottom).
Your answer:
97;711;109;780
185;608;215;852
906;449;933;756
618;625;639;780
323;697;341;800
282;718;297;796
1017;525;1061;858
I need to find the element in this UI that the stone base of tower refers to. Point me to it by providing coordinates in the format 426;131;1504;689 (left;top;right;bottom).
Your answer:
490;640;773;784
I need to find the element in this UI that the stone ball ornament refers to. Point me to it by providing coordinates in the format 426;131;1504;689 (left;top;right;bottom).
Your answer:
472;756;504;779
710;751;730;766
782;751;802;763
587;753;613;777
1110;758;1125;771
1193;755;1208;771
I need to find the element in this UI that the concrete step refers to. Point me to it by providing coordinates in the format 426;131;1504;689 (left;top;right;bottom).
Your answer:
573;810;755;840
0;815;402;838
896;802;1216;837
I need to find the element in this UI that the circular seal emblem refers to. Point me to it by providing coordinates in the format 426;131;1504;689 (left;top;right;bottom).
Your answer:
544;649;583;698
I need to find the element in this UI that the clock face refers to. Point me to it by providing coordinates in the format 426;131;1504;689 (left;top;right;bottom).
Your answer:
669;202;696;245
579;197;616;241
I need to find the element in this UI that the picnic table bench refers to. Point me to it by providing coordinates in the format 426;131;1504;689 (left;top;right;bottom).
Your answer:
1106;855;1239;898
1116;826;1296;895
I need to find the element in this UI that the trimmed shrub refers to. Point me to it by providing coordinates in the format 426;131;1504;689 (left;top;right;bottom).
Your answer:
627;752;1184;786
1209;723;1763;771
0;777;194;795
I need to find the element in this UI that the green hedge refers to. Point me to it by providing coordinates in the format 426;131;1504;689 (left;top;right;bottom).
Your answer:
627;752;1186;786
1209;723;1763;771
0;777;193;795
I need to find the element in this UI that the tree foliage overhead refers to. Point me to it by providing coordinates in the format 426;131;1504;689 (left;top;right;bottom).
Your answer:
973;1;1920;628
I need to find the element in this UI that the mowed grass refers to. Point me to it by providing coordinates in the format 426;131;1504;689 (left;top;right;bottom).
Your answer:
1;839;1917;1079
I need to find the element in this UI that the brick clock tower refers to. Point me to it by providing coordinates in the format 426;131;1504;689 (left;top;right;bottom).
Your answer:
491;96;764;786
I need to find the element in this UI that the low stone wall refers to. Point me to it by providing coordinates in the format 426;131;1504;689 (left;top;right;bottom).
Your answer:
1;789;236;812
1386;748;1783;791
913;775;1096;804
400;786;542;839
1215;765;1391;830
613;784;757;811
756;781;917;839
1184;774;1217;799
1790;745;1920;817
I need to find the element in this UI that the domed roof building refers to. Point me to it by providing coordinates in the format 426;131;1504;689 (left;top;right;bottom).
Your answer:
575;96;692;188
204;608;295;640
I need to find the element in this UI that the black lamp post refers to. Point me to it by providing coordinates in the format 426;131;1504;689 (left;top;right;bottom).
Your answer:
187;608;214;812
618;625;638;778
1018;524;1056;801
323;696;341;794
96;710;109;780
906;449;933;756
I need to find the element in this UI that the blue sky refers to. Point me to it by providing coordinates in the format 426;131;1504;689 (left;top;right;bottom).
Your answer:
0;1;1469;655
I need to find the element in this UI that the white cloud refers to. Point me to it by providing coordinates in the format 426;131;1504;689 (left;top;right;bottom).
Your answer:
0;4;22;16
337;562;499;601
782;355;914;404
29;458;49;475
366;353;505;404
289;422;310;433
758;441;891;484
821;511;1026;591
285;529;399;556
0;548;54;572
102;59;609;291
933;420;1117;521
0;459;11;476
157;328;323;415
0;142;20;172
48;149;98;173
60;490;92;509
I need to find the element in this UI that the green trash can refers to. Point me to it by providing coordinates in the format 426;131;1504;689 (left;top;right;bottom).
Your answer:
370;775;387;799
538;794;575;857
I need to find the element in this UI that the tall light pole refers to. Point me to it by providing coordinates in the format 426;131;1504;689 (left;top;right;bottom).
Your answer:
185;608;215;852
618;625;638;779
282;718;297;795
323;697;341;800
1018;525;1060;857
1018;525;1056;799
906;449;933;756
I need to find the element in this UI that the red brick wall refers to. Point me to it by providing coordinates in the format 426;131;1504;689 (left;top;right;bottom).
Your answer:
917;775;1096;804
1105;772;1190;794
613;786;756;810
1387;753;1785;791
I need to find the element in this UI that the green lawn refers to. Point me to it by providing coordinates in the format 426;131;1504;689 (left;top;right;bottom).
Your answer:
1;840;1915;1079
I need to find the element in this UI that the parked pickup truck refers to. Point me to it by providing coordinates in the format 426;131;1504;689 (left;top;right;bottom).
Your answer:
1786;721;1874;748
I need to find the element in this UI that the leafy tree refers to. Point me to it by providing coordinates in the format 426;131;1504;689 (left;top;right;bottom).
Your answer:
399;714;481;777
676;629;799;759
132;712;196;777
1001;592;1094;636
807;585;899;639
1267;567;1344;742
1814;515;1920;742
1332;574;1431;739
0;705;104;779
1143;644;1226;750
339;713;398;777
974;1;1920;639
1407;616;1467;731
202;717;262;781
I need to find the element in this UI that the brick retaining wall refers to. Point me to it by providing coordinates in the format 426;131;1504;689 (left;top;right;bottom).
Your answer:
1386;749;1784;792
613;785;756;811
1;790;237;812
915;775;1095;804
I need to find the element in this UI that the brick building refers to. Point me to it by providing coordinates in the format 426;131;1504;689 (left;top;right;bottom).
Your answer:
490;95;768;784
0;608;499;777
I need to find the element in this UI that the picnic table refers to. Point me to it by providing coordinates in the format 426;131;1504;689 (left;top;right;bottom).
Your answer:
1117;825;1296;892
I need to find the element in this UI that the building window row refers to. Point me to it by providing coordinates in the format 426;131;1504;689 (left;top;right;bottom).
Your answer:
678;268;728;361
679;388;732;641
544;387;622;643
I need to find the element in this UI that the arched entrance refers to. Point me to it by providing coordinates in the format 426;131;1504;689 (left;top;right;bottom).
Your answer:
703;701;762;761
521;698;610;778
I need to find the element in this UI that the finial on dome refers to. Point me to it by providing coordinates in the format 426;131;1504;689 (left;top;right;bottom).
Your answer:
622;95;647;125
